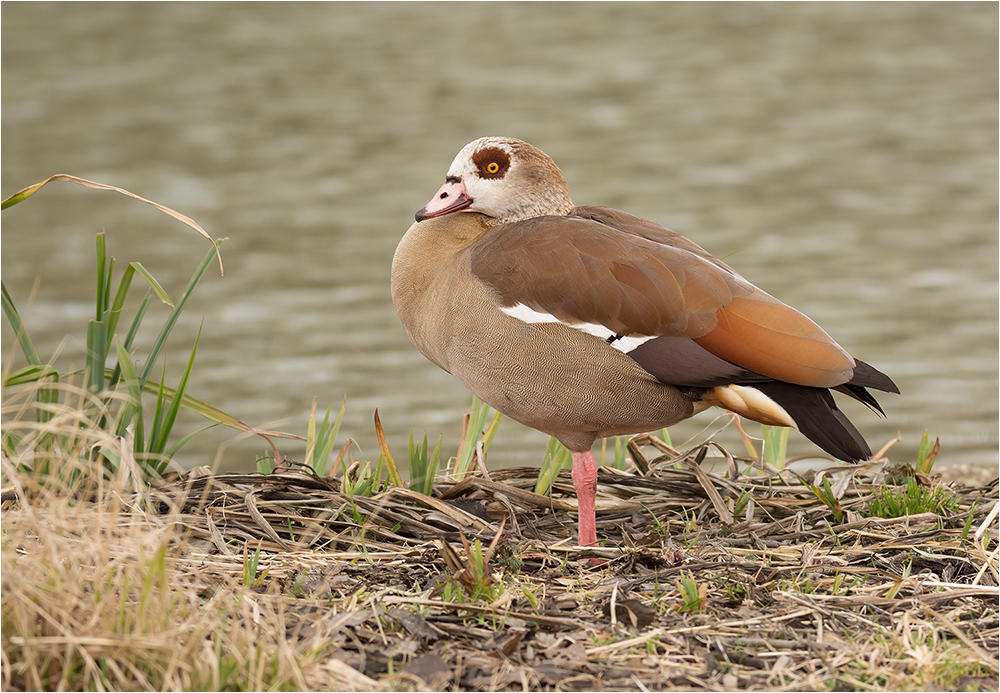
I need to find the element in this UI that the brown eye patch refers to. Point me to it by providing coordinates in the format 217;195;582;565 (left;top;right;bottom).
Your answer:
472;147;511;179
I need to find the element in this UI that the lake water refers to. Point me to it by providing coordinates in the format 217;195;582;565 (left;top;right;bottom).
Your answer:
2;3;997;473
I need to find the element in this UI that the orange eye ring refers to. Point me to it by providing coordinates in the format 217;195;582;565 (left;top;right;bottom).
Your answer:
485;162;500;174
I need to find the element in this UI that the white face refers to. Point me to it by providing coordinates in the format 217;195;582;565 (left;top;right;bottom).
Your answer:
415;137;572;224
445;138;519;218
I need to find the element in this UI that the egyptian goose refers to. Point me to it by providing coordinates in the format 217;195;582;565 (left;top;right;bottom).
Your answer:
391;137;897;547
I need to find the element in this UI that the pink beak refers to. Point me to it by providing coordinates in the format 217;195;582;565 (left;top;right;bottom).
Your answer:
416;178;473;221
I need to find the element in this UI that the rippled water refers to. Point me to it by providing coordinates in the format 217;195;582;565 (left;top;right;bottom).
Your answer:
2;4;997;471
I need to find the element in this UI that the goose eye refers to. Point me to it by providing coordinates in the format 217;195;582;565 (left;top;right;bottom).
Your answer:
472;146;510;178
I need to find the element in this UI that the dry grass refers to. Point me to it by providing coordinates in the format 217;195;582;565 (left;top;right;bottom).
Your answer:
1;487;316;690
5;172;995;691
3;441;997;692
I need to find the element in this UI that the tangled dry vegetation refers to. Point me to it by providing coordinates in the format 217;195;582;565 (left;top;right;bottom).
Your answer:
3;439;998;692
5;177;996;690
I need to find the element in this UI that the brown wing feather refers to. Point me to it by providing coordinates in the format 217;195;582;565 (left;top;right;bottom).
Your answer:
470;206;854;386
471;212;740;335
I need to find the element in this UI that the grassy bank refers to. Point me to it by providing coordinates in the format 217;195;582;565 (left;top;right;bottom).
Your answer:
2;442;997;691
2;179;997;691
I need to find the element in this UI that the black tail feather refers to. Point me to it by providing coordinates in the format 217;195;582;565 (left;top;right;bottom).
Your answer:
753;382;872;463
833;359;898;417
628;338;897;461
850;359;900;393
834;383;886;415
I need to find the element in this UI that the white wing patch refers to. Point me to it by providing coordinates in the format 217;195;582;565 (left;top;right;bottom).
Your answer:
500;303;656;353
613;335;658;352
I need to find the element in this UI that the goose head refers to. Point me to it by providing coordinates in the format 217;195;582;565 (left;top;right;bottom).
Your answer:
416;137;575;225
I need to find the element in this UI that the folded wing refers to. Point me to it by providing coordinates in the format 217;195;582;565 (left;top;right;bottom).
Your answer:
470;206;855;387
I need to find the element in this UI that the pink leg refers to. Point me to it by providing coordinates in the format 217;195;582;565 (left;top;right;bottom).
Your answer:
571;450;598;546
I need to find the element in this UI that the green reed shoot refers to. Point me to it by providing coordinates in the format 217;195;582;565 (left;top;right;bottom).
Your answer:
866;477;959;519
916;429;940;475
961;501;979;543
806;475;845;524
2;176;233;484
739;424;789;469
439;526;504;603
676;571;705;614
761;425;789;468
373;409;404;487
535;437;572;495
733;485;755;518
408;428;443;496
885;557;913;599
603;435;628;471
454;396;503;479
461;535;498;602
242;541;267;589
304;397;346;476
340;455;387;497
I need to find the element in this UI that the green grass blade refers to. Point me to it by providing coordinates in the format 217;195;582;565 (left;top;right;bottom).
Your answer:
916;429;940;475
2;281;42;366
304;398;346;475
1;178;50;209
105;263;136;346
86;320;107;396
424;433;444;496
108;290;152;390
126;372;252;432
456;396;497;478
114;337;146;453
455;397;482;478
0;282;60;423
147;361;169;460
408;430;443;496
151;321;202;472
407;429;423;490
535;438;571;495
481;410;503;451
122;291;152;352
304;398;319;468
164;422;219;460
95;232;107;322
761;425;789;469
0;363;61;427
315;399;346;476
130;261;174;307
139;242;223;382
2;364;58;387
596;436;626;470
103;256;115;320
373;410;404;488
427;434;443;493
